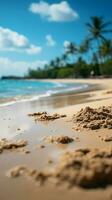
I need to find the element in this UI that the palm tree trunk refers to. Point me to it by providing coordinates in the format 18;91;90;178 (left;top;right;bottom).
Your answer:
97;40;102;75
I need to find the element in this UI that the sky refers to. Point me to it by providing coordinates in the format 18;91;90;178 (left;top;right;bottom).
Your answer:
0;0;112;76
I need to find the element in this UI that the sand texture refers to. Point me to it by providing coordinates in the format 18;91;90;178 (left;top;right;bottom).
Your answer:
0;78;112;200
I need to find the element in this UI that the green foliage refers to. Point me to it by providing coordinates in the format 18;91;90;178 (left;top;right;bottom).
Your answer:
27;58;112;79
26;16;112;79
57;67;74;78
99;40;112;61
101;60;112;76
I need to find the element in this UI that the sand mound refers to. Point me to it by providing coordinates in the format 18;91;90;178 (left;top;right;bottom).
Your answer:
44;135;74;144
7;165;50;185
100;135;112;142
105;90;112;94
54;148;112;188
7;148;112;188
0;139;27;153
72;105;112;130
28;112;66;121
28;112;47;117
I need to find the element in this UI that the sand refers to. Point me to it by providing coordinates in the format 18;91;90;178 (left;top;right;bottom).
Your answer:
0;78;112;200
28;112;66;121
43;135;74;144
7;148;112;188
72;105;112;130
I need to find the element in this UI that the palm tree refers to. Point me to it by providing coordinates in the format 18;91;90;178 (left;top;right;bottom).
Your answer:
61;53;68;66
92;53;99;64
99;39;112;62
86;16;112;74
79;38;90;54
86;16;112;42
65;42;78;61
79;38;90;62
49;60;55;68
54;57;61;67
91;53;100;76
44;64;49;70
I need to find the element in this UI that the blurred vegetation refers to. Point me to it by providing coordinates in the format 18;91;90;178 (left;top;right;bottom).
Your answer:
26;16;112;79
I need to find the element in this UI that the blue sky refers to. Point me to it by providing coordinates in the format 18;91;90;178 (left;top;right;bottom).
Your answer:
0;0;112;76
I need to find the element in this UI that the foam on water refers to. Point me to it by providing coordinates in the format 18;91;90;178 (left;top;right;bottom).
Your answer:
0;79;89;107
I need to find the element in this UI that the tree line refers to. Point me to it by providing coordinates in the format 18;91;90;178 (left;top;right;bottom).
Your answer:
27;16;112;79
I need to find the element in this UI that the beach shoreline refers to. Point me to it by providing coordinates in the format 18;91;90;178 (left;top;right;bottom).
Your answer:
0;78;106;108
0;79;92;107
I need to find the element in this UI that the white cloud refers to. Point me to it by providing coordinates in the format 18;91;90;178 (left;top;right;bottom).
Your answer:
26;45;42;54
0;57;48;76
46;34;56;46
63;40;70;48
0;27;42;54
29;1;78;22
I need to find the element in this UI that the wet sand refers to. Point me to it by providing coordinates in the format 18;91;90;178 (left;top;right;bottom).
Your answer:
0;79;112;200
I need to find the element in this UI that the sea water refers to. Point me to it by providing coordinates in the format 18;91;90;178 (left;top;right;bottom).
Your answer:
0;79;89;106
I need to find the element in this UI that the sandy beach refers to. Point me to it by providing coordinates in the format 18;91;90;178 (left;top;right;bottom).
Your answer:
0;78;112;200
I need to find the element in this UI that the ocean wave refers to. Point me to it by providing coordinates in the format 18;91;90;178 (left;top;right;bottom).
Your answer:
0;82;89;107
